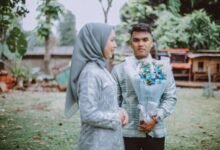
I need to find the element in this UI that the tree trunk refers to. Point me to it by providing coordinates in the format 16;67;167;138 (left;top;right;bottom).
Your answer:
44;35;51;75
44;0;51;75
98;0;113;24
104;12;108;23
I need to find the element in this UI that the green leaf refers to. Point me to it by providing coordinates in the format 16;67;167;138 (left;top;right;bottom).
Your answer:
0;42;21;60
6;27;27;56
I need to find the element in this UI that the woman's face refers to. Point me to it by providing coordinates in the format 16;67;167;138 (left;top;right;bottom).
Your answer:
103;30;117;59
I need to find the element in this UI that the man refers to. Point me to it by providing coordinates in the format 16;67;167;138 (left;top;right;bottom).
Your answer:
111;23;177;150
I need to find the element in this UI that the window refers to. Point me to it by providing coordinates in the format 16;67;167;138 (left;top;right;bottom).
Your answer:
198;62;204;72
170;54;186;63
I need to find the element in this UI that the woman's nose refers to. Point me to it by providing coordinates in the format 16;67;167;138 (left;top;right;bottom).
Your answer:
114;41;117;48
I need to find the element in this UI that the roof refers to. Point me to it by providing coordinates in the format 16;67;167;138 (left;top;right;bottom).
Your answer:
25;46;73;56
171;63;191;69
192;50;220;53
188;52;220;58
161;48;189;54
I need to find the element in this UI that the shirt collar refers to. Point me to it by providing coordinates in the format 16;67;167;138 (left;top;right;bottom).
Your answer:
134;54;153;64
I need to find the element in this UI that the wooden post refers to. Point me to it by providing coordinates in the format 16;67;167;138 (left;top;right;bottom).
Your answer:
203;66;214;98
189;58;192;81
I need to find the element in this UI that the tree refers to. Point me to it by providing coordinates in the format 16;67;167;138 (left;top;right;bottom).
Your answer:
25;31;44;51
0;0;29;60
180;0;220;22
36;0;64;74
118;0;220;50
58;10;77;46
98;0;113;23
117;0;164;46
120;0;156;26
152;10;220;50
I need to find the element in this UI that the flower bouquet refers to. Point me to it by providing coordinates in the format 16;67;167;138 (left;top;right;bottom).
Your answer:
137;62;166;123
127;61;166;124
124;57;166;124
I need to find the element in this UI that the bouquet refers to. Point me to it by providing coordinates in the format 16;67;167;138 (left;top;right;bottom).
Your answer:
125;60;166;124
137;62;166;123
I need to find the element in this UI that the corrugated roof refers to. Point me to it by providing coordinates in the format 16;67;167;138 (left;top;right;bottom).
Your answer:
171;63;191;69
162;48;189;54
25;46;73;56
192;50;220;53
188;52;220;58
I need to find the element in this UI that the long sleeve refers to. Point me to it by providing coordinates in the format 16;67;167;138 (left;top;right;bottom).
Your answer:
111;66;123;107
78;70;121;130
157;64;177;120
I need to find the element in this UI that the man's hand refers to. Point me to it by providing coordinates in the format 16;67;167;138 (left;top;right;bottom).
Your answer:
138;116;157;132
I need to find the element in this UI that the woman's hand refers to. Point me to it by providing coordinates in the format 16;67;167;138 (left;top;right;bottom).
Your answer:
119;108;129;126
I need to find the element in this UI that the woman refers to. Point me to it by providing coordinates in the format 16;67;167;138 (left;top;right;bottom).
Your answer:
65;23;128;150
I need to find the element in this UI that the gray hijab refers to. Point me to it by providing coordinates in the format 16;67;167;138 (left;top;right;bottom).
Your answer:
65;23;113;118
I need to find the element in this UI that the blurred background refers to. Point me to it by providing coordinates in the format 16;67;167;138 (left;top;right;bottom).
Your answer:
0;0;220;86
0;0;220;149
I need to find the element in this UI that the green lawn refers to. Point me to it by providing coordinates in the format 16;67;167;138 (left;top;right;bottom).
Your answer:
0;88;220;150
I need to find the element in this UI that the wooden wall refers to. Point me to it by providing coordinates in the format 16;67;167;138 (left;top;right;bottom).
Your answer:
192;57;220;74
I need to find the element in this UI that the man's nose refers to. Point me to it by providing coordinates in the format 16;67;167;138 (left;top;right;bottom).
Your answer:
138;40;144;46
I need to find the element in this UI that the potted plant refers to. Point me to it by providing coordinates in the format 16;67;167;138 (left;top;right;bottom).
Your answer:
10;63;30;89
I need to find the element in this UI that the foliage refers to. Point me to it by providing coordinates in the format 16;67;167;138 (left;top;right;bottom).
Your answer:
0;0;28;32
36;0;64;74
116;0;164;47
120;0;159;26
36;0;64;39
114;23;130;47
188;10;220;50
0;0;29;60
179;0;220;22
58;10;77;46
25;31;44;51
118;0;220;50
120;0;181;26
153;10;220;50
10;62;30;81
152;10;191;49
117;0;171;47
167;0;180;15
6;27;27;55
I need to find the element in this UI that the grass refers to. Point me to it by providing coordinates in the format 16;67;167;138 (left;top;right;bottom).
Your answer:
165;88;220;150
0;92;80;150
0;88;220;150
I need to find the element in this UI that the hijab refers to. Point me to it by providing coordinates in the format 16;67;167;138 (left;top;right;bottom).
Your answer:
65;23;113;118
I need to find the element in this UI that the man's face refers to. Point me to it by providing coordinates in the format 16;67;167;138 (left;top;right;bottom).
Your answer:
130;31;153;59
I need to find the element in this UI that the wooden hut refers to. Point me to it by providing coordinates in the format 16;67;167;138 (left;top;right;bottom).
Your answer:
162;48;192;80
188;50;220;82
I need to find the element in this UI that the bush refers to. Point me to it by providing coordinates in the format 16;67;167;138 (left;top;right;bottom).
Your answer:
153;10;220;50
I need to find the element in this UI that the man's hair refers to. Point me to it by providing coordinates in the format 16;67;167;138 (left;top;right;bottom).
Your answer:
129;23;152;36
